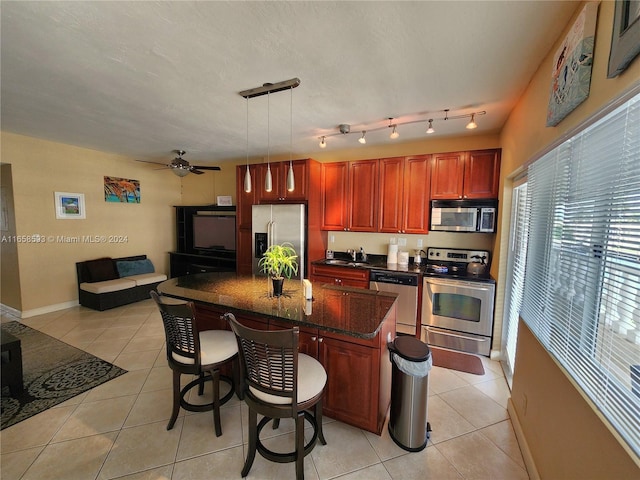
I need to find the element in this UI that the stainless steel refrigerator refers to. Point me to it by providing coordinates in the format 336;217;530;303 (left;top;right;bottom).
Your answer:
252;204;306;279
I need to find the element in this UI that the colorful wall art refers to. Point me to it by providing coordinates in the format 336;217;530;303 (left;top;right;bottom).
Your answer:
104;176;140;203
547;2;599;127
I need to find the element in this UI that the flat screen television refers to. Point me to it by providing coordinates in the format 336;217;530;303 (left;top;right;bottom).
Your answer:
192;215;236;252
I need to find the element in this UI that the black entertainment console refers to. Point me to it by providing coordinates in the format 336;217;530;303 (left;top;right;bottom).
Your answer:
171;205;237;277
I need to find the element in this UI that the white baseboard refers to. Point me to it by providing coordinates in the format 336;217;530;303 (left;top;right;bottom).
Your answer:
507;397;540;480
2;300;79;319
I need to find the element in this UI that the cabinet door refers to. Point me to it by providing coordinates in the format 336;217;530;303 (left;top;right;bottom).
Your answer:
256;163;283;203
464;149;501;199
348;159;378;231
378;157;405;233
402;154;431;233
321;162;349;230
236;165;257;229
430;152;466;200
320;336;378;432
281;159;308;201
236;228;253;275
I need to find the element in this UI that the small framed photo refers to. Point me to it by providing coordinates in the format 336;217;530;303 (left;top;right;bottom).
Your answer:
608;0;640;77
217;195;232;206
54;192;86;219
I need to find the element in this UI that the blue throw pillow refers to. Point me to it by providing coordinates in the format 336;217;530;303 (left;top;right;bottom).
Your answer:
116;259;155;277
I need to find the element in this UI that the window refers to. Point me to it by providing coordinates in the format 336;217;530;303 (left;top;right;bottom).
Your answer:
521;92;640;456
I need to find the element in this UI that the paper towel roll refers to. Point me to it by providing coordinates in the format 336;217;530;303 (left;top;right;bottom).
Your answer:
387;244;398;264
398;251;409;265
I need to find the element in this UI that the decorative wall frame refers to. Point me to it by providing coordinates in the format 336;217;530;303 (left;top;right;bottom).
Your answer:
55;192;86;219
546;2;599;127
104;176;140;203
608;0;640;77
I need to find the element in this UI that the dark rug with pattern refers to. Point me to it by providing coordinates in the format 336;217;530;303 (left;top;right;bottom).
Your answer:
1;321;127;430
430;346;486;375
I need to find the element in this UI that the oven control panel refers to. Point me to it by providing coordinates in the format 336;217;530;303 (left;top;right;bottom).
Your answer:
426;247;490;265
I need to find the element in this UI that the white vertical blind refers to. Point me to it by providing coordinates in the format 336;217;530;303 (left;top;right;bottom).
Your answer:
521;92;640;457
501;181;529;385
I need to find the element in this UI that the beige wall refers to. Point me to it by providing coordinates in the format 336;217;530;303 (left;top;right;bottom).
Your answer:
0;132;183;316
498;1;640;475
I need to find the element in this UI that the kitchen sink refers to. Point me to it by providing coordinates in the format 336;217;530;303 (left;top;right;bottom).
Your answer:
349;262;370;267
325;259;349;265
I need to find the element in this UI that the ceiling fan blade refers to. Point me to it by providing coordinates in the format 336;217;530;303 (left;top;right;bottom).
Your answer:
136;159;168;166
192;165;221;171
190;169;205;175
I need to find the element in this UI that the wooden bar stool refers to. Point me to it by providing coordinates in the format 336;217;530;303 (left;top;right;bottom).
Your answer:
151;291;238;436
224;313;327;480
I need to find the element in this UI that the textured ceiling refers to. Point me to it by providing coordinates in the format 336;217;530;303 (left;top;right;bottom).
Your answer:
1;1;578;165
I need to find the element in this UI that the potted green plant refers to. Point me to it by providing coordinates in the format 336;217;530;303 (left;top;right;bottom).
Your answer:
258;242;299;296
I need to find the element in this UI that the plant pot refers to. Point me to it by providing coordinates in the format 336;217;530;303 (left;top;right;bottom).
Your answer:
272;277;285;297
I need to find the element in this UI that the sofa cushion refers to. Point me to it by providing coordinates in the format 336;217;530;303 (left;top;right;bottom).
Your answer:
129;272;168;286
85;258;119;282
116;259;155;277
80;278;137;294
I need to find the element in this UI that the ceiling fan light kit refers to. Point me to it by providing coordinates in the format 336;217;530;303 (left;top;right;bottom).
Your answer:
136;149;221;177
318;109;486;148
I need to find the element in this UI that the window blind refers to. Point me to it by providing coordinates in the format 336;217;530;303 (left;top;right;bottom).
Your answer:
521;92;640;457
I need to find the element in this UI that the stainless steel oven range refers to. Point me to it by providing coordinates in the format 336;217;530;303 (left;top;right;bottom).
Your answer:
421;247;496;357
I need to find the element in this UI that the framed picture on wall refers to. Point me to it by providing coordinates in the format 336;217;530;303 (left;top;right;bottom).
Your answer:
608;0;640;77
54;192;86;219
546;2;599;127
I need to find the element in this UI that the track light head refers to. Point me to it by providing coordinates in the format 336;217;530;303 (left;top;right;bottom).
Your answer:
466;113;477;129
426;119;435;134
390;125;399;139
319;136;327;148
358;131;366;144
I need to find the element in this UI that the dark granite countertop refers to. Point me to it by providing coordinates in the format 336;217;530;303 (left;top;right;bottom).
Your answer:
157;272;398;339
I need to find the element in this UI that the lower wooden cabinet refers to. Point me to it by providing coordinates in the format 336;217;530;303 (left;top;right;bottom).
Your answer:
310;264;370;289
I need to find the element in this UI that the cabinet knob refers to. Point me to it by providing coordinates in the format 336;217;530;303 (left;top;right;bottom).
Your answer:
318;337;324;343
311;336;317;341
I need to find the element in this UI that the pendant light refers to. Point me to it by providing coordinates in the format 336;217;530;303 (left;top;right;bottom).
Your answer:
359;131;367;144
265;91;273;192
243;97;252;193
286;86;295;192
426;119;435;134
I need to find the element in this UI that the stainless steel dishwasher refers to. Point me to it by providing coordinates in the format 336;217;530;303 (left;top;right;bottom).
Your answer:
369;270;419;336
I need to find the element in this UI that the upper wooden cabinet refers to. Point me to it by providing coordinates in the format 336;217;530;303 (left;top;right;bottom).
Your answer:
378;155;431;234
255;159;309;203
321;159;378;232
431;149;501;200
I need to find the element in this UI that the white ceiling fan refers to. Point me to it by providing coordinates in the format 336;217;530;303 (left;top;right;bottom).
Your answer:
137;150;221;177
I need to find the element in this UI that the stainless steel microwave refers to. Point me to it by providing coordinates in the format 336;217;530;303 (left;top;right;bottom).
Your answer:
430;200;497;232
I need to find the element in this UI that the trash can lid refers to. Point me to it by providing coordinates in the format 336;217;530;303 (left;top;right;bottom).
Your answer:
391;336;430;362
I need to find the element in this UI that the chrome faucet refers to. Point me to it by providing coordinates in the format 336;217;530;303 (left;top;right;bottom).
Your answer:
360;247;367;262
348;249;357;261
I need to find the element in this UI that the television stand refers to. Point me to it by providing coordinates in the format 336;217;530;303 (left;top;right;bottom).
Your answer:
169;251;236;277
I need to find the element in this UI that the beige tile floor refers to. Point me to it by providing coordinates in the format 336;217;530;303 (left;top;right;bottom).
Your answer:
1;300;528;480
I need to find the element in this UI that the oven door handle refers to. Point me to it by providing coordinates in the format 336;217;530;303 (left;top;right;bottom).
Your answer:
425;327;489;343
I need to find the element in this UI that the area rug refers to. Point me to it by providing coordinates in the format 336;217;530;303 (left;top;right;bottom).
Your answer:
1;321;127;430
430;346;485;375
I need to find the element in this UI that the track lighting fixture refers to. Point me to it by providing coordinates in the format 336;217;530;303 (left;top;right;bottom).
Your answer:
318;109;485;148
426;119;435;134
239;78;300;193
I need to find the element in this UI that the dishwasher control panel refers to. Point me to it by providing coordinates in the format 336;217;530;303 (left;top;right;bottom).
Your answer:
369;270;419;286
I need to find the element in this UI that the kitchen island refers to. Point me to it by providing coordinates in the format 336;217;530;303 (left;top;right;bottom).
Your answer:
157;272;397;434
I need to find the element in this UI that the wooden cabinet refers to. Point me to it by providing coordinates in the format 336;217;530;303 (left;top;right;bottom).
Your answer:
321;160;378;232
348;159;378;231
320;162;349;230
431;149;500;200
378;155;431;234
310;264;370;289
256;160;308;203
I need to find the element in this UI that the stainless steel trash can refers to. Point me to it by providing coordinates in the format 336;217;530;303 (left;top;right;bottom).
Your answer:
388;336;432;452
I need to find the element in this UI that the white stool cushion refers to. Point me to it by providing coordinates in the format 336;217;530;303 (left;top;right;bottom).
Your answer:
80;278;136;294
172;330;237;365
249;353;327;405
